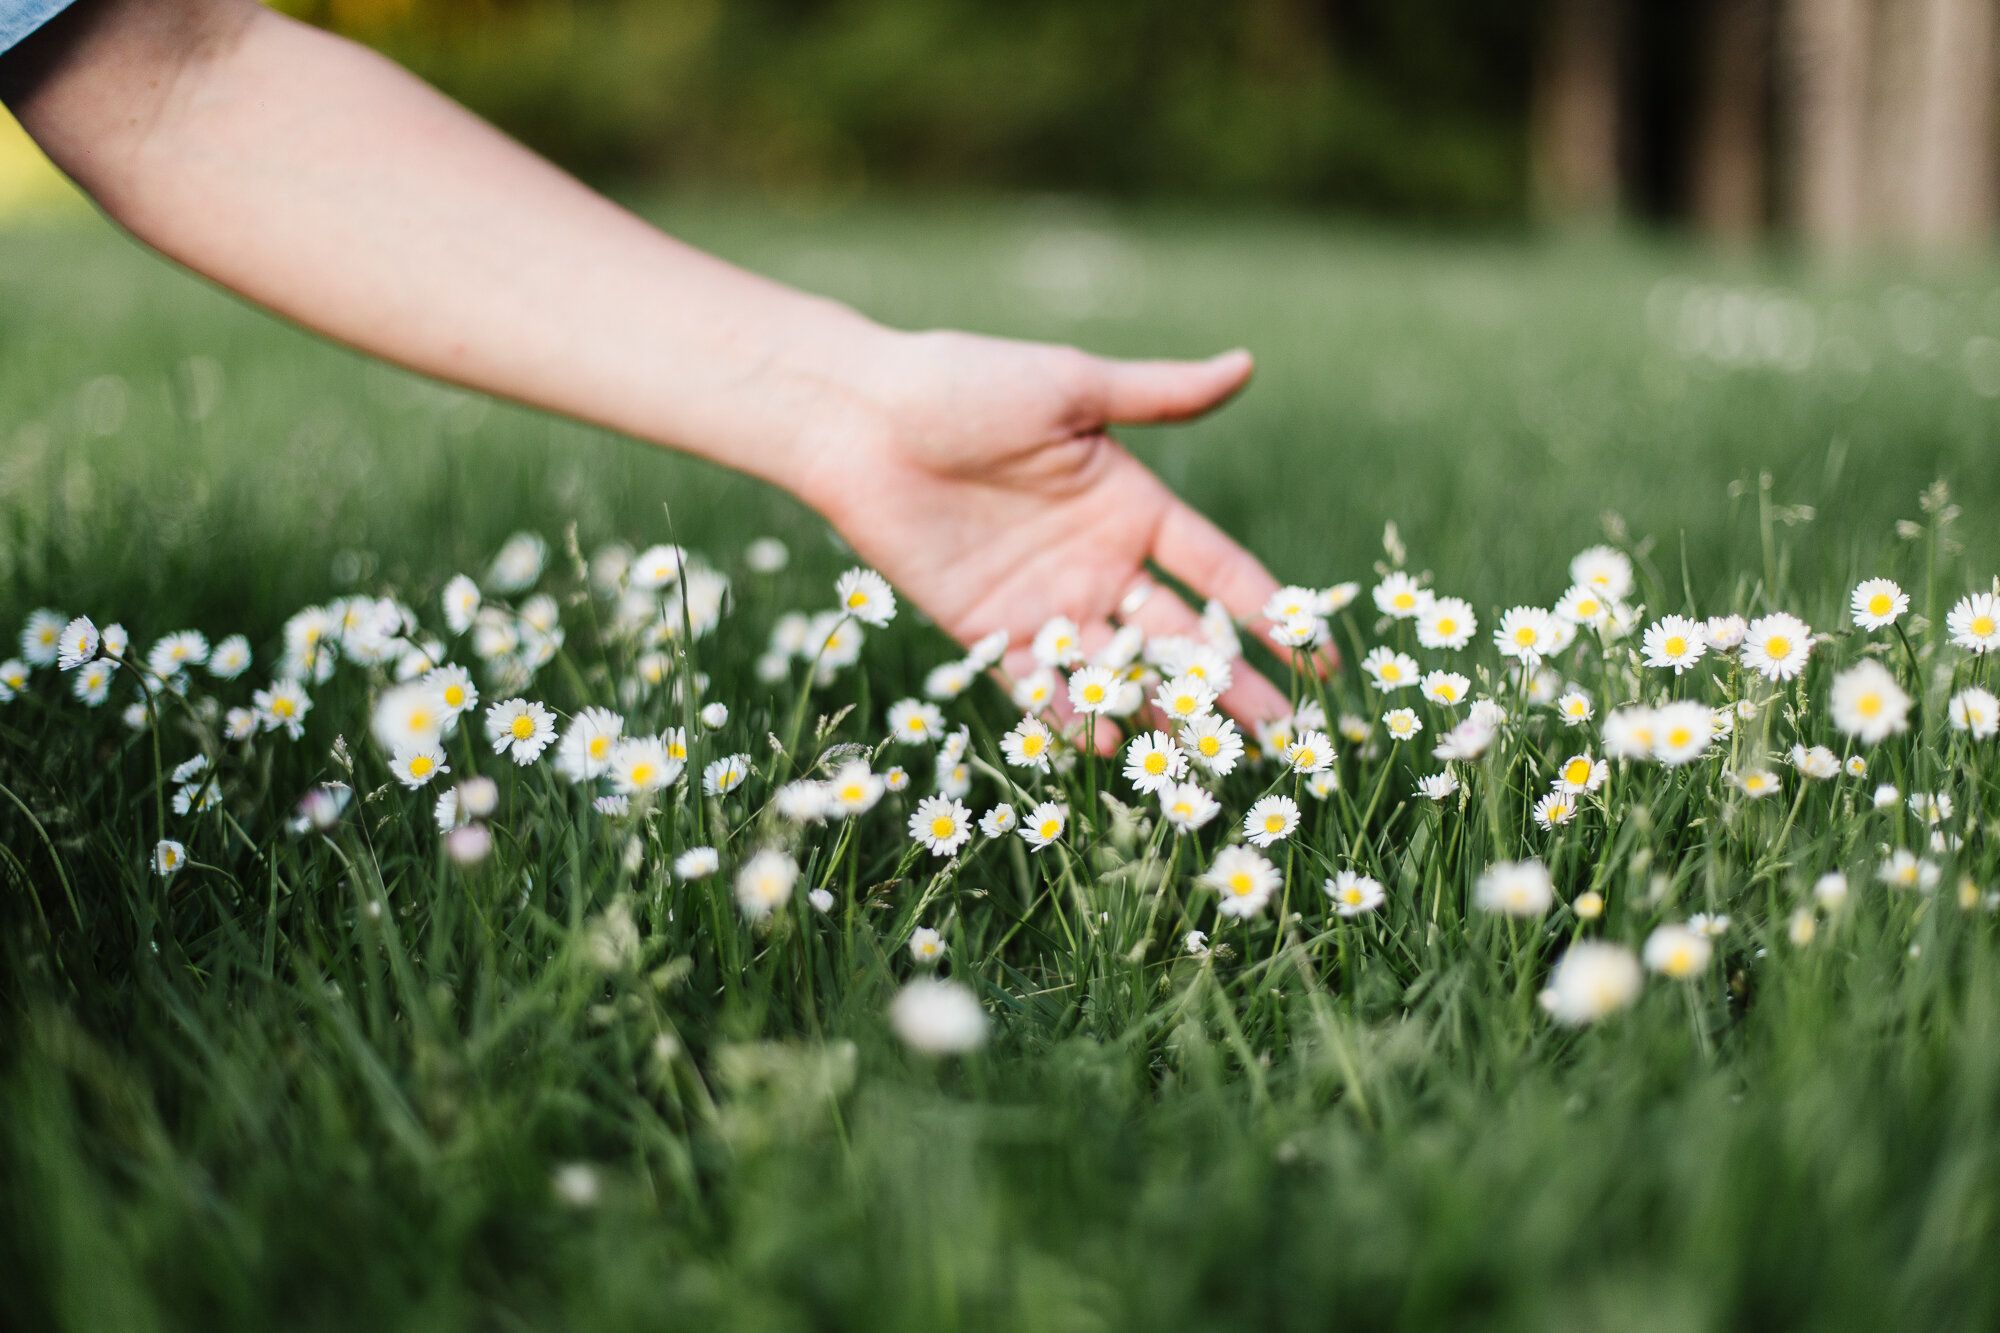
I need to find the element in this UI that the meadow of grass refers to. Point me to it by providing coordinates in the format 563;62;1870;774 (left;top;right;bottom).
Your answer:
7;198;2000;1331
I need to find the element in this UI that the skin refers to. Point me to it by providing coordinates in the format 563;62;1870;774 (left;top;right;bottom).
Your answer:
0;0;1299;733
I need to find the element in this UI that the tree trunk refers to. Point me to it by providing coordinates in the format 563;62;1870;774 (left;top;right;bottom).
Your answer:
1782;0;1872;255
1693;0;1772;240
1532;0;1622;222
1874;0;1996;246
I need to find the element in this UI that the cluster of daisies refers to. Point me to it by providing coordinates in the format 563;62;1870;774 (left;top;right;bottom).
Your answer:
11;526;2000;1044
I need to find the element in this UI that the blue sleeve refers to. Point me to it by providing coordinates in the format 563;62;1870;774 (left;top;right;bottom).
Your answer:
1;0;78;56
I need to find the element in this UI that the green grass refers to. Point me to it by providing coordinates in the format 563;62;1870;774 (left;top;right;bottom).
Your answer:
8;198;2000;1331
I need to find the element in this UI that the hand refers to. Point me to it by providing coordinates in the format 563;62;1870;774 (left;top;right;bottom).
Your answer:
791;328;1295;732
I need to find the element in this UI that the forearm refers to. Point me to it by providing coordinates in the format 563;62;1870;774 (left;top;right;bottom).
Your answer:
0;0;890;491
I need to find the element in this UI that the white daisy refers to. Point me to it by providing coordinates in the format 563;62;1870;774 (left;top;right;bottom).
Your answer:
1018;801;1067;851
21;609;64;666
57;616;99;671
154;839;188;877
1552;752;1608;794
675;847;720;879
223;707;257;741
924;660;975;701
735;848;799;919
1321;582;1360;613
1850;578;1908;630
1813;871;1849;908
1305;771;1339;800
1154;673;1218;725
1243;795;1300;848
1641;615;1707;674
1733;769;1782;799
702;753;751;796
1845;754;1869;778
1950;686;2000;738
1532;792;1577;829
1829;659;1911;743
1382;708;1422;741
1325;870;1385;917
827;762;886;816
207;634;251;680
1067;665;1119;715
487;532;547;592
908;927;946;964
1494;606;1557;662
1361;646;1420;690
1602;707;1657;760
834;567;896;627
909;795;973;856
1432;718;1496;761
884;767;910;792
1421;670;1471;707
1262;585;1321;622
613;737;681;795
1159;783;1221;833
1569;545;1634;599
1181;714;1244;776
889;978;987;1054
979;804;1018;837
1417;771;1460;801
390;743;449;789
1949;592;2000;653
1907;790;1953;825
1123;730;1187;794
1790;745;1839;780
254;679;313;740
1689;913;1730;938
441;574;482;634
1201;847;1281;919
72;660;114;706
425;664;479;722
887;698;946;745
808;887;835;914
1002;716;1057;771
935;761;971;800
1268;611;1327;650
1474;860;1554;916
965;629;1010;670
1416;597;1477;651
1741;613;1813;680
1554;688;1594;725
1878;849;1941;892
1651;700;1713;767
1640;924;1710;979
1540;943;1642;1025
1031;616;1085;668
1554;584;1612;627
1012;669;1059;712
1372;572;1432;620
1281;729;1334;775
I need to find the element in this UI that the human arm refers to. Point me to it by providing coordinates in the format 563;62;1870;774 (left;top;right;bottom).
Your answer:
0;0;1294;722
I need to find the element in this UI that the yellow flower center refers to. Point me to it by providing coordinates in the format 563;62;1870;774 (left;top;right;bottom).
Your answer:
1857;693;1882;717
1564;759;1590;785
1040;820;1061;838
1174;696;1195;714
1022;734;1045;756
273;699;295;718
444;685;465;707
1186;665;1208;680
846;590;868;608
1667;727;1693;747
629;763;655;786
1765;636;1791;659
1381;664;1402;681
1436;685;1458;702
590;737;610;760
668;742;686;760
408;755;433;777
1664;635;1686;657
1292;748;1317;769
1579;599;1600;618
931;816;956;840
1264;814;1285;833
1514;627;1537;646
1144;753;1168;776
1868;593;1892;616
1975;616;1996;638
512;715;535;739
1393;592;1415;610
1082;684;1105;704
1227;872;1254;896
1436;618;1457;636
1341;889;1362;905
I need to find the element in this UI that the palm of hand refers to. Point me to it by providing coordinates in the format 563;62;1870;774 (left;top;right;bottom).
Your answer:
796;330;1291;725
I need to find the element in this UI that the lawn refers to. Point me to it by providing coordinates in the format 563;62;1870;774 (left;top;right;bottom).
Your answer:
6;198;2000;1331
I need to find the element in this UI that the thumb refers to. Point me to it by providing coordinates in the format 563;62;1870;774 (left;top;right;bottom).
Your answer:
1094;349;1254;425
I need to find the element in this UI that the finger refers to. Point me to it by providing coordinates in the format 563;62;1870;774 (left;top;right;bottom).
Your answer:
1121;581;1291;728
1094;349;1253;426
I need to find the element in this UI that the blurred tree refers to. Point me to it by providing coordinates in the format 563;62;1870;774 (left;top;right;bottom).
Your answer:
1871;0;1996;246
1781;0;1871;255
1530;0;1622;222
1691;0;1770;240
